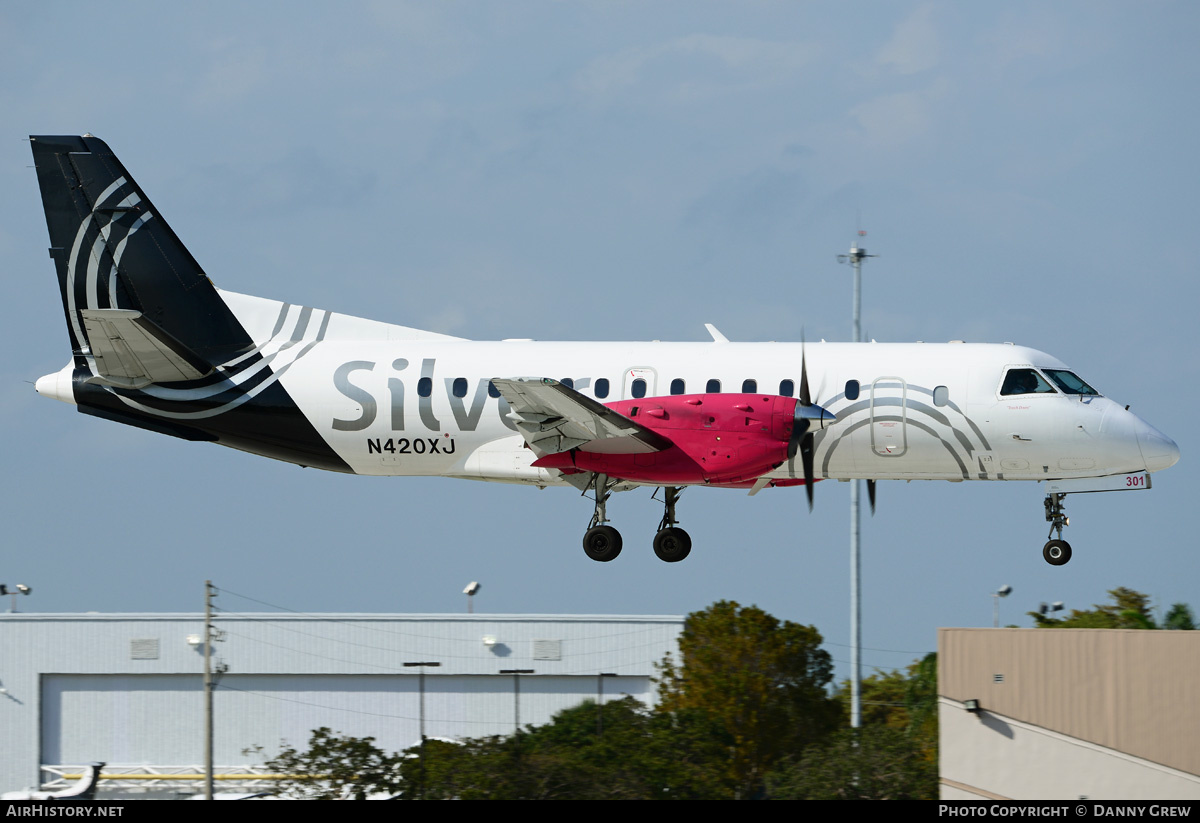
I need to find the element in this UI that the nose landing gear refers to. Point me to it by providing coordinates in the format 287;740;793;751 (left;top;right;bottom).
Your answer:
1043;493;1072;566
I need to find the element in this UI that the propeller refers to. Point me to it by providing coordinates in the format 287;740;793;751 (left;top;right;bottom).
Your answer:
867;478;876;514
786;338;836;510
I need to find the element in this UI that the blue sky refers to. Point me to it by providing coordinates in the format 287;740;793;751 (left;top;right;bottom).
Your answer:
2;2;1196;684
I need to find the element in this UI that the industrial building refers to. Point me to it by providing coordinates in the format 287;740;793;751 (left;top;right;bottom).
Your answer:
939;628;1200;800
0;611;682;797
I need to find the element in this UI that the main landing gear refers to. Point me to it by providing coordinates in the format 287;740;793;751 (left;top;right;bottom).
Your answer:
653;486;692;563
1042;492;1072;566
581;476;693;563
582;473;622;562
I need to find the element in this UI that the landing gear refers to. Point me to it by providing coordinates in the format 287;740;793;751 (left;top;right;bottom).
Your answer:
579;479;695;563
653;527;691;562
653;487;692;563
1042;492;1073;566
582;473;623;562
1043;539;1072;566
583;525;623;562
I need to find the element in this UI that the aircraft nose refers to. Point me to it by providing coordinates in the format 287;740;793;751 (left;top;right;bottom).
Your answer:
1136;420;1180;473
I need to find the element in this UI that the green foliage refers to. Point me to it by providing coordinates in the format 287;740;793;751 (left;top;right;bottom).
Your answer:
837;668;910;729
1029;587;1160;629
253;727;403;799
767;726;938;800
1164;603;1196;630
833;652;939;776
394;698;727;799
656;600;842;797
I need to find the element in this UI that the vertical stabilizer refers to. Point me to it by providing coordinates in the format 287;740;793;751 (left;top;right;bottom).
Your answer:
30;135;253;374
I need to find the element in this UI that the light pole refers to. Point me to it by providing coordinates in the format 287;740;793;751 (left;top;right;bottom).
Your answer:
464;581;480;614
0;584;31;613
992;585;1013;628
596;672;617;737
837;231;877;729
500;669;534;734
1038;601;1065;622
404;661;440;799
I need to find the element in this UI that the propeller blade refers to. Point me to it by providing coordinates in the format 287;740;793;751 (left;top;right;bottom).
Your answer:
787;417;807;461
867;479;876;514
799;336;812;407
801;433;815;511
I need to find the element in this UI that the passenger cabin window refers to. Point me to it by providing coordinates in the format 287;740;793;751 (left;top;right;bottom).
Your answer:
1001;368;1056;396
487;380;501;399
670;378;686;395
1043;370;1100;396
845;380;860;401
933;385;949;407
779;379;794;397
452;377;468;398
742;379;757;393
595;378;610;399
706;379;721;393
418;377;433;398
631;378;647;399
560;377;574;389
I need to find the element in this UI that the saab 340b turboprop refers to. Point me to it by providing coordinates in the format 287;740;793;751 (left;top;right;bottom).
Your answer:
29;135;1179;565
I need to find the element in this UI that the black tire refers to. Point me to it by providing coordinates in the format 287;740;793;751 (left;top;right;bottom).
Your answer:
1043;539;1072;566
583;525;623;562
653;527;692;563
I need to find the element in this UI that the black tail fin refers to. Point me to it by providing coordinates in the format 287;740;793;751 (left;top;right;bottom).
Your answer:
30;135;252;373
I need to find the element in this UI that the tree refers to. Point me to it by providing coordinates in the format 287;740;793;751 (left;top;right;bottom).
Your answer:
656;600;842;798
1029;587;1158;628
1164;603;1196;630
390;697;727;800
833;653;938;771
767;725;938;800
252;727;403;799
836;668;910;730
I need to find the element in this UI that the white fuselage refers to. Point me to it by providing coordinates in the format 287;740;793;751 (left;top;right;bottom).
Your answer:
208;292;1174;489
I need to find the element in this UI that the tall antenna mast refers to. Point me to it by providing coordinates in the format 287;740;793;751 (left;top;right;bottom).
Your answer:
838;229;877;729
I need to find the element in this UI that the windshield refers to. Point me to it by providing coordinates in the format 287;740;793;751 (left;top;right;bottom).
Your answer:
1000;368;1056;396
1042;369;1100;396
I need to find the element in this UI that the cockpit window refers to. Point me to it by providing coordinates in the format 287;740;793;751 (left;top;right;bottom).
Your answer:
1000;368;1056;396
1042;369;1100;396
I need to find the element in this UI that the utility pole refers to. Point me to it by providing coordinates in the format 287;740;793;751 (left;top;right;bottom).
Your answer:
202;581;226;800
203;580;215;801
838;232;876;729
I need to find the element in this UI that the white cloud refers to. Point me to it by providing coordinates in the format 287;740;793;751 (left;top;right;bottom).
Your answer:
576;33;819;100
876;3;940;75
848;79;949;148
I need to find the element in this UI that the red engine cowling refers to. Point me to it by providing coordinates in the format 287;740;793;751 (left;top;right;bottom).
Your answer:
531;393;799;486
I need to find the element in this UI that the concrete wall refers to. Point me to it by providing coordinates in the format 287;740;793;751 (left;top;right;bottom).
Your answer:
939;628;1200;800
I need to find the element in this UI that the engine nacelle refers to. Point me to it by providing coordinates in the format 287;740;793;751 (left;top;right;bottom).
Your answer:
531;393;801;486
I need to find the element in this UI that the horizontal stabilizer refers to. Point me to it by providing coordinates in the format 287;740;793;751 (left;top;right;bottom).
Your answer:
80;309;213;388
492;378;672;457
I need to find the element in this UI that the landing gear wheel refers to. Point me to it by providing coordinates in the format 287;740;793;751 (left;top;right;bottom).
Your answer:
583;525;623;562
653;527;692;563
1043;539;1072;566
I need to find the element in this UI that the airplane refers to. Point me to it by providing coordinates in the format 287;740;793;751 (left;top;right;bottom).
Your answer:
29;135;1180;565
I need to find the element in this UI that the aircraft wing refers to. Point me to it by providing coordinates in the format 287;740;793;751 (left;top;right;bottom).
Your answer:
492;378;672;458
